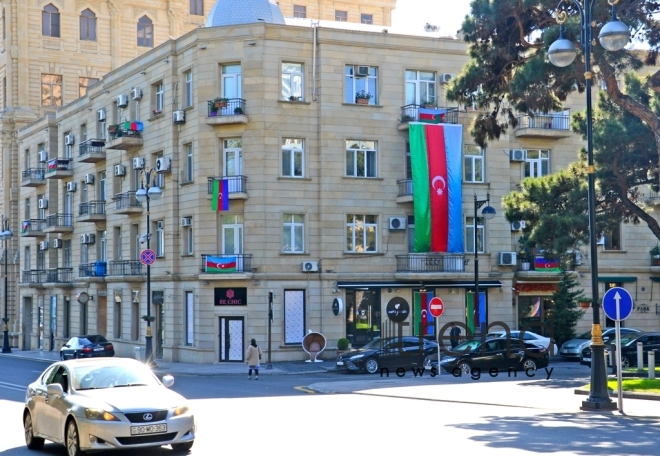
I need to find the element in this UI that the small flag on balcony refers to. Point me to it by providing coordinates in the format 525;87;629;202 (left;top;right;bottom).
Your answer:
534;256;561;272
419;108;447;124
21;221;30;234
206;256;237;273
47;160;58;172
211;179;229;212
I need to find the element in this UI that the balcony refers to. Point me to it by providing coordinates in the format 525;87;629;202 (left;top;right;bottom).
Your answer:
205;99;248;126
78;201;106;223
44;213;73;234
20;219;46;237
46;268;74;284
21;168;46;187
396;179;413;203
107;260;143;276
398;105;459;130
79;262;107;278
514;114;571;139
516;255;575;273
78;139;106;163
45;158;73;179
114;192;142;214
21;270;47;285
396;254;465;273
206;176;248;200
105;124;143;150
646;190;660;206
200;254;252;274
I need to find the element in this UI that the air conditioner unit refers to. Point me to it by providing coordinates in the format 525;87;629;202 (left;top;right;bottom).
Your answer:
302;261;319;272
157;221;164;230
97;109;106;122
65;134;75;146
38;150;48;163
131;88;142;100
52;239;63;249
81;233;96;245
114;165;125;177
354;65;369;77
117;95;129;108
66;182;77;192
498;252;517;266
181;217;192;227
441;73;455;84
388;217;406;231
132;157;145;170
39;241;48;251
173;110;185;124
509;149;526;162
80;234;87;244
38;198;48;209
510;220;526;231
156;157;171;173
84;173;95;184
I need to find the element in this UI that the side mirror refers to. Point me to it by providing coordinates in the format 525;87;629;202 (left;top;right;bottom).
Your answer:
162;375;174;388
47;384;64;396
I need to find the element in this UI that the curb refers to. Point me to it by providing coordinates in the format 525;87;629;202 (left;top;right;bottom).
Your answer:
573;388;660;401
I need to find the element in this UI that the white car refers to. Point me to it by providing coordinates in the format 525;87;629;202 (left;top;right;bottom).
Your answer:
23;357;195;456
485;330;559;356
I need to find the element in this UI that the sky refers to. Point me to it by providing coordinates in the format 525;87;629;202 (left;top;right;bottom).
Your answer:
391;0;472;37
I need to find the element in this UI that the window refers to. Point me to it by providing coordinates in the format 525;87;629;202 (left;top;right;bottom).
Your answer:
155;152;165;188
335;10;347;21
99;172;106;201
464;145;484;183
407;215;415;253
282;63;303;101
114;301;122;339
114;227;122;259
222;214;243;255
293;5;306;18
345;65;378;105
154;81;164;113
283;214;304;253
137;16;153;48
156;220;164;257
284;290;305;344
524;149;550;178
405;70;436;105
131;224;140;260
37;248;45;270
603;224;621;251
80;9;97;41
184;70;193;107
131;302;139;340
99;230;107;261
221;64;242;99
80;302;88;335
185;292;194;345
361;13;373;24
81;123;87;142
345;140;376;178
190;0;204;15
346;215;377;253
24;197;31;219
81;243;88;265
184;219;194;255
282;138;304;177
24;246;30;271
63;298;70;338
41;74;62;107
466;216;484;253
185;143;193;182
64;132;72;159
63;240;71;268
37;193;46;219
79;77;99;98
42;4;60;37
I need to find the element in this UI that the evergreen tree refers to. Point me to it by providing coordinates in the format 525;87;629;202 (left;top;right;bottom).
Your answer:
548;269;586;346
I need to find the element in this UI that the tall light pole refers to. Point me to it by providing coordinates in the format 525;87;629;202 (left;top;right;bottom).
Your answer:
473;194;496;336
135;169;162;366
1;217;13;353
548;0;630;411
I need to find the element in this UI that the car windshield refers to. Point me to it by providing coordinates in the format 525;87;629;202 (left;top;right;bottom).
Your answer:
450;340;481;353
82;335;108;344
578;331;592;339
73;364;159;390
360;338;383;350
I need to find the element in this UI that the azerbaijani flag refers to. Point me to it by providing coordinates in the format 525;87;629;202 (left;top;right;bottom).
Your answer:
409;123;463;252
211;179;229;212
21;221;30;234
414;291;434;336
466;292;486;335
47;160;57;172
534;256;561;272
206;256;237;273
419;108;447;124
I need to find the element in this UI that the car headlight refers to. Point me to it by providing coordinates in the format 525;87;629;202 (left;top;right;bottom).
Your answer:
349;354;365;360
85;408;119;421
173;405;190;417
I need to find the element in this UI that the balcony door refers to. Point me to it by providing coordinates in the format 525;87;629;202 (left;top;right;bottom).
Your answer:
222;215;243;271
405;70;436;105
223;139;242;192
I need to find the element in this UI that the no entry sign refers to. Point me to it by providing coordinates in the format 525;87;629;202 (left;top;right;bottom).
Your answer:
429;297;444;318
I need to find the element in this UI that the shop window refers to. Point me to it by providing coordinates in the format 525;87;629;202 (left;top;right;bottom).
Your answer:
345;289;381;347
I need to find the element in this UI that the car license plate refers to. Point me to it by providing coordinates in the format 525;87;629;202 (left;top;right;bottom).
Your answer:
583;357;591;363
94;347;104;351
130;424;167;435
336;361;344;366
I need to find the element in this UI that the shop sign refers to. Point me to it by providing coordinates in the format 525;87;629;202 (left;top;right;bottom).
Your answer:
214;287;247;306
386;297;409;323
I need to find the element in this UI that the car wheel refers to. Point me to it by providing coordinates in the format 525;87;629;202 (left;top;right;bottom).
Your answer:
365;358;379;374
621;356;630;369
66;419;84;456
171;441;195;453
457;361;471;376
522;358;537;371
24;412;44;450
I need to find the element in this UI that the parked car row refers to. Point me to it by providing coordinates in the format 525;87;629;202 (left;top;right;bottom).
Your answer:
560;327;641;360
581;332;660;368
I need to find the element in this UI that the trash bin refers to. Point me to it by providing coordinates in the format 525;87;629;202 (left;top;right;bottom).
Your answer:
134;346;144;362
95;261;107;277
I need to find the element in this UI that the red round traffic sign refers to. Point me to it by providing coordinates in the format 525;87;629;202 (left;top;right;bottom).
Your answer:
429;297;444;317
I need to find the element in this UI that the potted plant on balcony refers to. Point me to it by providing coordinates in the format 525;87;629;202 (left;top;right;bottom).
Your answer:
650;244;660;266
151;108;163;117
355;90;372;105
518;236;531;271
337;337;350;356
233;106;244;115
214;97;229;108
209;104;219;117
108;124;118;134
422;99;436;109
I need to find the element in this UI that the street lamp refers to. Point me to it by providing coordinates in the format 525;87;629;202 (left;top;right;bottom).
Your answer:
1;217;13;354
473;194;496;336
548;0;629;411
135;169;162;366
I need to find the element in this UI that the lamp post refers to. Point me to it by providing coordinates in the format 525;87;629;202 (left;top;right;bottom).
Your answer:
473;194;496;336
548;0;630;411
1;217;13;354
135;169;162;366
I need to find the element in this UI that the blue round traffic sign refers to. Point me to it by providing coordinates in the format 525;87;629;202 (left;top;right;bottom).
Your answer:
140;249;156;266
602;287;633;321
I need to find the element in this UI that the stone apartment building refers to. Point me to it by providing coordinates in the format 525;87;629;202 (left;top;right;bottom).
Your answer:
10;0;660;364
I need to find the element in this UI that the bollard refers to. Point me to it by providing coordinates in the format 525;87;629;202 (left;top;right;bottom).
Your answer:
637;342;644;371
650;350;656;380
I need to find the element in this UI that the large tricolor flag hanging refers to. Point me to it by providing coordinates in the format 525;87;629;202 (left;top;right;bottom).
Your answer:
206;255;237;273
409;123;463;253
211;179;230;212
419;108;447;124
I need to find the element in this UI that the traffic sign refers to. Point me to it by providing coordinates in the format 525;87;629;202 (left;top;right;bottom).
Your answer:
140;249;156;266
602;287;633;321
429;297;444;318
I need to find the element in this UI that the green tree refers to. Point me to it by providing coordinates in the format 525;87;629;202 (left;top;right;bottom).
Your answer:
548;269;587;346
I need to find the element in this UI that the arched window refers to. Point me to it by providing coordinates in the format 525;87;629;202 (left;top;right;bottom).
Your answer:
80;9;97;41
42;4;60;38
137;16;153;48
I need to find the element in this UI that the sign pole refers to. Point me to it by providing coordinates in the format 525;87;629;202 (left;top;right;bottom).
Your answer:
615;301;623;413
436;316;441;375
602;287;633;414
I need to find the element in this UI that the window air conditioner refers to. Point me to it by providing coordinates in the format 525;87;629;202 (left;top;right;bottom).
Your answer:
388;217;406;231
117;95;129;108
132;157;145;170
113;165;125;177
38;150;48;163
97;109;106;122
181;217;192;227
83;233;96;244
52;239;63;249
38;198;48;209
354;65;369;77
131;88;142;100
39;241;48;251
80;234;87;244
510;220;526;231
498;252;517;266
65;134;75;146
509;149;526;162
84;173;95;184
66;182;77;192
302;261;319;272
156;157;171;173
441;73;455;84
173;110;185;124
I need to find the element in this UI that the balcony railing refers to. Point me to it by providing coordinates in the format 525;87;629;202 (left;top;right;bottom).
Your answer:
46;268;73;283
46;158;73;173
207;176;247;195
108;260;143;276
79;201;106;216
21;270;47;284
399;105;459;125
396;254;465;273
517;255;575;272
207;98;246;117
78;139;106;162
79;262;107;277
20;219;46;235
397;179;413;197
22;168;46;182
46;213;73;229
515;114;570;131
200;254;252;273
115;192;142;210
107;123;142;141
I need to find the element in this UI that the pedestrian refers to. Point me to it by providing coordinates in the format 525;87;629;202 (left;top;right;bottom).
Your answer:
449;322;461;349
246;338;263;380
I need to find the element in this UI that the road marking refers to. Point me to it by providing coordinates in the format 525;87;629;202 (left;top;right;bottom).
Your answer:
294;386;316;394
0;381;25;392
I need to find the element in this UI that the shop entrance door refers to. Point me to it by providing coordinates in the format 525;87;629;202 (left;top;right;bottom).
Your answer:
218;317;244;362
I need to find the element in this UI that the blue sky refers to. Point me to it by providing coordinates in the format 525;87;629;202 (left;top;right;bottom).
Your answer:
392;0;472;36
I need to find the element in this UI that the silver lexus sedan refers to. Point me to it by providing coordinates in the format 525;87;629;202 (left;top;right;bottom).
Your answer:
23;357;195;456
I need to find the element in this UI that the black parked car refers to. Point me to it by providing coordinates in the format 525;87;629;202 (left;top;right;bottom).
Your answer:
336;336;438;374
424;338;549;375
59;335;115;360
581;332;660;368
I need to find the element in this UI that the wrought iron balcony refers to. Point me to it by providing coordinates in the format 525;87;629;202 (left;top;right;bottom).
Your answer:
114;192;142;214
78;139;106;163
45;213;73;233
514;114;571;139
20;219;46;237
45;158;73;179
207;176;247;196
78;201;106;222
398;105;459;129
46;268;73;283
108;260;143;276
397;179;413;197
21;270;47;284
79;262;107;278
396;254;465;273
21;168;46;187
200;254;252;274
206;99;248;125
